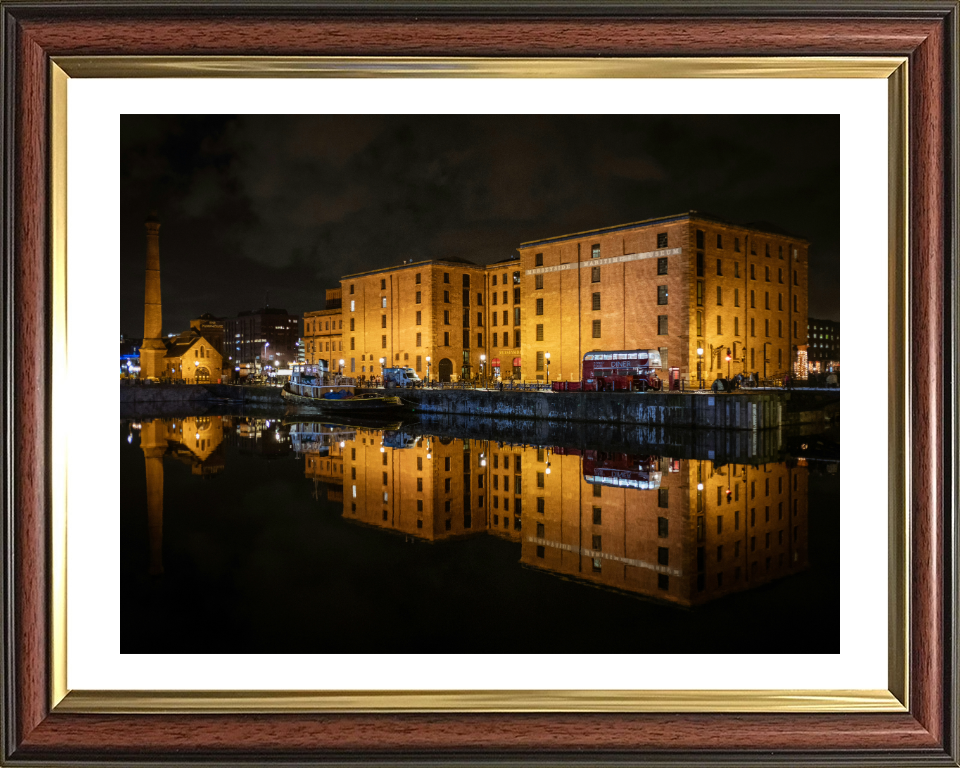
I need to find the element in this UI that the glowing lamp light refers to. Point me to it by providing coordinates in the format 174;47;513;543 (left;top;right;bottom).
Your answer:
380;447;385;453
697;483;704;491
697;348;704;356
340;441;346;448
545;467;551;475
427;453;432;459
195;433;200;440
127;435;133;444
481;459;487;467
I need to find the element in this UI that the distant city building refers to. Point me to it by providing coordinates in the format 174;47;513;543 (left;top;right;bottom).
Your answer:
300;211;809;385
224;307;300;373
807;318;840;372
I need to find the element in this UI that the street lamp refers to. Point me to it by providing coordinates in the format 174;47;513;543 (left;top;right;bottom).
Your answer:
762;341;771;382
725;348;732;379
696;347;704;389
339;358;344;375
480;354;486;387
545;352;551;385
426;356;431;385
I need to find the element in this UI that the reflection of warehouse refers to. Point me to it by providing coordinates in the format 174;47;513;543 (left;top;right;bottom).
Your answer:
301;427;809;606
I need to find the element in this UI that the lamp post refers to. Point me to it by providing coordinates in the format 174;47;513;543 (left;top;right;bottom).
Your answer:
379;357;385;388
339;358;344;375
545;352;551;386
480;354;486;388
763;342;770;382
696;347;704;389
426;356;431;386
726;348;732;379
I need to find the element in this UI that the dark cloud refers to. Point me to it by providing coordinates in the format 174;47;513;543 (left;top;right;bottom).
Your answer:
121;114;839;335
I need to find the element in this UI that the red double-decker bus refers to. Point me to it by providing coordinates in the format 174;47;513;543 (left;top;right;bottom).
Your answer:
581;349;663;392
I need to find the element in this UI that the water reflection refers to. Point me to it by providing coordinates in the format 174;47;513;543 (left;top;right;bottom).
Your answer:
287;419;810;607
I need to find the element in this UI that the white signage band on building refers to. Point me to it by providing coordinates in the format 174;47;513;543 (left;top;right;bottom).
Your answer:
525;247;682;276
527;536;682;576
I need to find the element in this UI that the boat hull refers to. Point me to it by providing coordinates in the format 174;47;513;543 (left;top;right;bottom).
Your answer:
282;385;410;413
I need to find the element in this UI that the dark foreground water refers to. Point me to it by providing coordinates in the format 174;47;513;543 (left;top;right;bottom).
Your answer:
121;413;839;653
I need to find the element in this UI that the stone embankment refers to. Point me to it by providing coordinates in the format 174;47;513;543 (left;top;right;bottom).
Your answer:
120;383;283;405
376;388;838;430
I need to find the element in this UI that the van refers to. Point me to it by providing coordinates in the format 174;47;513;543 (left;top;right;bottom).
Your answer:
383;367;422;389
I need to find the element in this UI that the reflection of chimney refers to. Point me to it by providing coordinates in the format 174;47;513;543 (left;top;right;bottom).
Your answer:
140;213;166;381
141;419;166;576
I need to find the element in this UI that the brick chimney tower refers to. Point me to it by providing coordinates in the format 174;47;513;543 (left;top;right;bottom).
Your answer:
140;213;166;381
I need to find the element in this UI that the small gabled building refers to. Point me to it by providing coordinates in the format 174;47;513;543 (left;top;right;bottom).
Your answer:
161;330;223;384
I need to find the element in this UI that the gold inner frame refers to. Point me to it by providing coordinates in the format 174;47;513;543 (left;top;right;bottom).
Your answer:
49;56;909;714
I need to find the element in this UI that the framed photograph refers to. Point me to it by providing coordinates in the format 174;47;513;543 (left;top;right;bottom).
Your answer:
2;1;957;765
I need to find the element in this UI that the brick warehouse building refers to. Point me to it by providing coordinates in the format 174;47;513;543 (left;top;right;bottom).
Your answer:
302;211;808;385
517;212;809;385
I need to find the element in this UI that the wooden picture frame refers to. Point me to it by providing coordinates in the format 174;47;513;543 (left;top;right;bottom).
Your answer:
2;1;957;764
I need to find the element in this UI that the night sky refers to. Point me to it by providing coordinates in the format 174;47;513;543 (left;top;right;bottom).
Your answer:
120;114;839;337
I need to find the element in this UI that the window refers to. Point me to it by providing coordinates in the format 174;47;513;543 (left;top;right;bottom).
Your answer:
658;285;669;305
514;330;521;347
696;281;703;306
697;311;703;337
536;298;544;315
380;279;386;290
658;547;669;566
657;232;668;248
750;264;756;280
658;487;669;508
350;337;355;350
778;268;784;284
443;272;450;283
463;289;470;306
696;229;705;249
381;315;387;328
734;317;739;336
535;275;544;290
463;314;470;328
415;273;421;285
717;234;723;248
535;253;543;266
536;324;544;341
492;293;498;306
735;237;741;252
381;335;387;348
537;471;545;487
592;320;601;338
350;318;355;331
717;316;722;335
658;315;668;335
415;311;421;325
477;333;483;347
591;267;601;283
443;331;449;346
477;292;483;306
765;266;771;282
778;320;783;338
443;290;450;303
696;252;704;277
537;497;545;514
717;286;723;306
734;262;740;278
444;310;450;324
416;355;421;371
794;295;798;312
536;352;545;371
750;289;756;309
492;275;497;286
591;244;601;259
477;312;483;327
349;284;354;294
717;259;723;276
751;318;756;337
778;293;783;311
514;287;520;304
592;292;601;311
734;288;740;307
381;297;387;308
658;257;668;275
463;330;470;348
794;270;799;286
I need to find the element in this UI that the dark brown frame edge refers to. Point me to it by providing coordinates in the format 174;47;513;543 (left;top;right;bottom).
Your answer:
1;1;957;765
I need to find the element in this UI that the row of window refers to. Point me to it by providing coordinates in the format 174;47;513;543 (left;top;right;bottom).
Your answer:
696;229;799;260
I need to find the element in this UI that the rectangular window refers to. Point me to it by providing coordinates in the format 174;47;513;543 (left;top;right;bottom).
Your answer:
535;274;544;290
717;234;723;248
381;297;387;308
381;315;387;328
477;333;483;347
717;286;723;306
717;259;723;276
536;324;544;341
657;315;668;335
734;262;740;278
463;289;470;306
658;257;668;275
350;318;355;331
416;355;421;371
443;290;450;303
717;316;722;335
778;293;783;311
444;331;449;346
591;267;601;283
697;311;703;337
751;264;756;280
658;285;669;305
349;284;354;294
463;330;470;348
350;358;355;372
765;266;771;282
415;273;421;285
778;268;784;284
658;488;669;508
734;317;739;336
734;237;741;252
415;291;421;304
734;288;740;307
658;546;669;566
350;337;355;350
536;352;545;371
537;471;545;488
696;280;703;307
477;292;483;306
778;320;783;338
588;292;600;311
696;229;705;249
765;292;770;310
697;252;704;277
537;497;545;514
514;330;521;347
443;272;450;284
536;299;544;315
463;314;470;328
592;320;601;338
514;287;520;304
591;244;600;259
535;253;543;267
415;311;421;326
657;232;668;248
381;335;387;349
478;312;483;327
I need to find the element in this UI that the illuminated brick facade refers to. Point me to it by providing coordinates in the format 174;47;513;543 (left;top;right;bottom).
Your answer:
304;289;344;370
517;212;809;384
